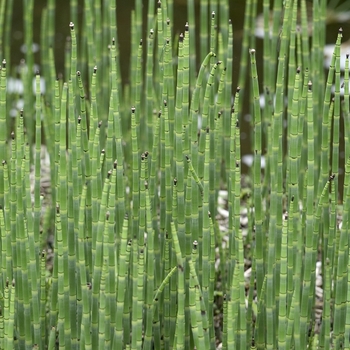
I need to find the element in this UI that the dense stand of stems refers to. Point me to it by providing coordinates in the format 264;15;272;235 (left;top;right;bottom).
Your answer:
0;0;350;349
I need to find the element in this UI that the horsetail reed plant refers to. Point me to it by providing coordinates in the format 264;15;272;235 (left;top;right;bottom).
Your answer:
2;0;350;349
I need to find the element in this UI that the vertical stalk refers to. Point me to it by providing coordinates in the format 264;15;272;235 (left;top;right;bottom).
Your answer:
0;60;7;207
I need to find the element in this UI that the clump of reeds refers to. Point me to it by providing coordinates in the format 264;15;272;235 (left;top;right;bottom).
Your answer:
0;0;349;349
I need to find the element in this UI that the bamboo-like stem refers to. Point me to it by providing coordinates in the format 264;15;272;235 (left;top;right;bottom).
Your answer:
78;185;91;349
114;215;129;349
162;232;171;349
56;205;66;349
223;20;233;184
24;152;41;348
344;159;350;350
249;48;264;306
0;60;7;208
174;33;186;256
91;170;111;349
171;220;185;349
143;180;155;350
201;127;211;336
131;107;140;244
278;211;289;348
